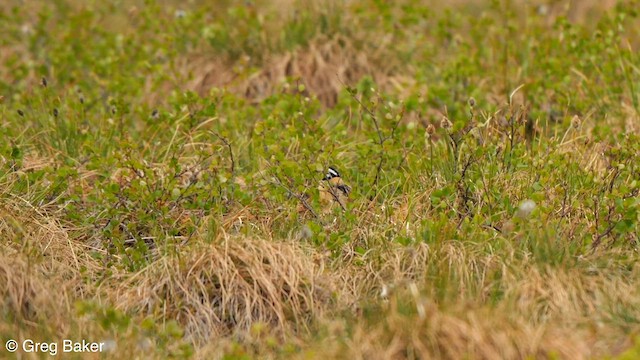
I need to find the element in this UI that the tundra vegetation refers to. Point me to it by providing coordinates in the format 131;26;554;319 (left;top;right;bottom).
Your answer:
1;0;640;358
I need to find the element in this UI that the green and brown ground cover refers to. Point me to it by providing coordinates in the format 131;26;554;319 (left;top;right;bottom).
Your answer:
1;0;640;358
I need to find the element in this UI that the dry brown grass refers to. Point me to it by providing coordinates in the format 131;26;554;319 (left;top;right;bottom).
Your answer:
109;235;342;344
292;241;640;359
316;303;591;360
0;193;104;343
0;195;101;288
0;254;67;330
191;34;414;107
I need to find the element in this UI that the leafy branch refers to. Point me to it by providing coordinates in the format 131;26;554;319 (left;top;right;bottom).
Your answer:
338;76;401;191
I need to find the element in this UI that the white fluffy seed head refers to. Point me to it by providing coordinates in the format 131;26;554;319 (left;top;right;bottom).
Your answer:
516;199;536;219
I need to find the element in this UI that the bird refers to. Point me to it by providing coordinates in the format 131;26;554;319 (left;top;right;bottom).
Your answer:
318;166;350;212
296;166;351;216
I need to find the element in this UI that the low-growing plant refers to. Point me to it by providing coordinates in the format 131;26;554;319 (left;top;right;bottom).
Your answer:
1;0;640;358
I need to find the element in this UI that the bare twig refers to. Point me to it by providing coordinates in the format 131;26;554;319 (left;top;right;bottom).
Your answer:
592;204;618;250
212;131;235;177
337;77;384;144
323;180;347;212
269;172;322;221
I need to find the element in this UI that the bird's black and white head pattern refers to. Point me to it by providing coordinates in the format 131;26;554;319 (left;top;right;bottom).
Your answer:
323;167;341;181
